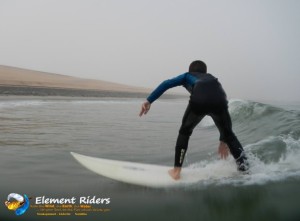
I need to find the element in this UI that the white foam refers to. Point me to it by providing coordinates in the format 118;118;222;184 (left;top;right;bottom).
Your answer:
70;99;141;105
188;135;300;186
0;100;45;109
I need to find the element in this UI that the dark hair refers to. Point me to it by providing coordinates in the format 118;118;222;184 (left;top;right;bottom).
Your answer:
189;60;207;73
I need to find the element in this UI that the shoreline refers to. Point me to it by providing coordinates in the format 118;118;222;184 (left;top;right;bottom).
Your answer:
0;85;184;100
0;65;151;93
0;65;186;100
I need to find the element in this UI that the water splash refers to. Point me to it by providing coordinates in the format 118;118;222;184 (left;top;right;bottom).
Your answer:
187;134;300;187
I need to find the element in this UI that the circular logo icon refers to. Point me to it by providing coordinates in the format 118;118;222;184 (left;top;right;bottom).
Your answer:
5;193;30;216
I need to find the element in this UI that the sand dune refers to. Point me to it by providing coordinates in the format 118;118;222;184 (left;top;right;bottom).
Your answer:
0;65;150;93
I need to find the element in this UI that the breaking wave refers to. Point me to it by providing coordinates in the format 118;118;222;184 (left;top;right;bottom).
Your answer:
190;99;300;186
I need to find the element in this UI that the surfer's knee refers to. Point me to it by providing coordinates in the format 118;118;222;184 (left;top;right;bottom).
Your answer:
222;133;238;146
179;127;193;137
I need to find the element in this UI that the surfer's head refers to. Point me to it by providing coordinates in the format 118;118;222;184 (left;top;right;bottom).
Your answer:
189;60;207;73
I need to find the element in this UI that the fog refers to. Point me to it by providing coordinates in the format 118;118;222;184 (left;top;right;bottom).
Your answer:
0;0;299;102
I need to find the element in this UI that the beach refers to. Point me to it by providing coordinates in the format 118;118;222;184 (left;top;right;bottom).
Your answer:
0;65;180;99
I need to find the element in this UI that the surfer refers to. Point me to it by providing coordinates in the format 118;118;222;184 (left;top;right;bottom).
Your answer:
139;60;249;180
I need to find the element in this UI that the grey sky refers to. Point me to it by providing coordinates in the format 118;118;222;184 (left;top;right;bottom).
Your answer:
0;0;299;102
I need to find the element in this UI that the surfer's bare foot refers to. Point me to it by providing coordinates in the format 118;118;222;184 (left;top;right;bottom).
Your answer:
168;167;181;180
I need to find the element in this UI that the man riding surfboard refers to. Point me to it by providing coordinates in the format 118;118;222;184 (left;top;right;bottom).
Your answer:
139;60;249;180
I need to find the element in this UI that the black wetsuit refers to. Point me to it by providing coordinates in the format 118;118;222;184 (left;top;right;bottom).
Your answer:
147;72;248;170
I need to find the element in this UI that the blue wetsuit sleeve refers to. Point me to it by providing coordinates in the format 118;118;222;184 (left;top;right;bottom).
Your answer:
147;73;186;103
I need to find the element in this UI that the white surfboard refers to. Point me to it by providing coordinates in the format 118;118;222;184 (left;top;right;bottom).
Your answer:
71;152;239;188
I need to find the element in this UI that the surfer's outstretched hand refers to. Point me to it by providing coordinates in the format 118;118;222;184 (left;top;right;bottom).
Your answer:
218;141;229;159
139;101;151;117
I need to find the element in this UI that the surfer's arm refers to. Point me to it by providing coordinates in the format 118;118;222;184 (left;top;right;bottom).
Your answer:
146;73;186;103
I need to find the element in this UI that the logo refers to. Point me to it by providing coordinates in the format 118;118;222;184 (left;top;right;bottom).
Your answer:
4;193;30;216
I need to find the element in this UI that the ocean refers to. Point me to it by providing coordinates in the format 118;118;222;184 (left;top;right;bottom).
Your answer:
0;96;300;221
